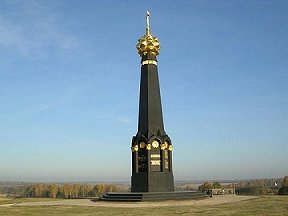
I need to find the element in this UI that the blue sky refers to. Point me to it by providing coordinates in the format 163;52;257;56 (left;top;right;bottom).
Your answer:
0;0;287;182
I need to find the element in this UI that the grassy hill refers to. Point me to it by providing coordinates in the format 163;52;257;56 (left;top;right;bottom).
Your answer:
0;196;287;215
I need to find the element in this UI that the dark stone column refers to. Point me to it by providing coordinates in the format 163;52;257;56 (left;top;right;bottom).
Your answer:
131;54;174;192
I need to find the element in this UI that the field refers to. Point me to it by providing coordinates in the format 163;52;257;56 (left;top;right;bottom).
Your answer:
0;195;287;215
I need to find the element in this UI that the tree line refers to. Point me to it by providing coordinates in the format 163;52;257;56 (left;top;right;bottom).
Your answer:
22;184;119;199
197;176;288;196
238;178;283;187
236;176;288;195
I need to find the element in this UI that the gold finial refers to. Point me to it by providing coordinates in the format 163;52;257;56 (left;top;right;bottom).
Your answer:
136;11;160;57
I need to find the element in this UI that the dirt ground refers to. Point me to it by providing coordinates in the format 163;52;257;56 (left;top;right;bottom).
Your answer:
1;195;257;208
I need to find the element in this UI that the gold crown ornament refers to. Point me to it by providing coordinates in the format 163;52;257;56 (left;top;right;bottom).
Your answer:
136;11;160;57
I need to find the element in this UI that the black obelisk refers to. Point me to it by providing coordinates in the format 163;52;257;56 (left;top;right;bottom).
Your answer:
131;11;174;192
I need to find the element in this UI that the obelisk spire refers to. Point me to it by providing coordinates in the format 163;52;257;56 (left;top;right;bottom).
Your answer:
131;11;174;193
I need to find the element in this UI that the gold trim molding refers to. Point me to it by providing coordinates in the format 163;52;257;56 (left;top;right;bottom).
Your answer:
141;60;158;66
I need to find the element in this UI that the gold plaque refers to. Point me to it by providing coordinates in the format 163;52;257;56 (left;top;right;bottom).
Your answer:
151;154;160;158
168;145;173;151
139;142;146;148
152;140;159;148
164;142;169;149
160;143;166;150
134;145;139;152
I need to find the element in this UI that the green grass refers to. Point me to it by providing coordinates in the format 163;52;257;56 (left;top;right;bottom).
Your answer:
0;196;287;216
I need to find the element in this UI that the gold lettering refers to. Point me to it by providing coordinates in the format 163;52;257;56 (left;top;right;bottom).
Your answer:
151;160;161;165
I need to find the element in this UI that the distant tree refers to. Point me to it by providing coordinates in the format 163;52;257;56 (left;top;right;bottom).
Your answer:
34;184;46;197
47;184;58;199
236;186;260;195
62;184;73;198
198;182;212;192
83;184;93;197
228;183;238;189
72;184;81;198
79;185;85;197
212;182;222;189
278;176;288;195
105;184;117;193
95;184;105;197
23;185;35;197
282;176;288;186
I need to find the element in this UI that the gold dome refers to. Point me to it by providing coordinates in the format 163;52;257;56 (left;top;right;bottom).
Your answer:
136;11;160;57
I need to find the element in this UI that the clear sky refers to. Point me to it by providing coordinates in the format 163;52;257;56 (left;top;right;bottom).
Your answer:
0;0;287;182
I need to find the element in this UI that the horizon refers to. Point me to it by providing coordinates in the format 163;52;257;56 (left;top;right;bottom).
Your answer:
0;176;284;185
0;0;287;182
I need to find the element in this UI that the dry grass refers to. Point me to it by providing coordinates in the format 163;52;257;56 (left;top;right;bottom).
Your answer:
0;196;287;215
0;198;56;205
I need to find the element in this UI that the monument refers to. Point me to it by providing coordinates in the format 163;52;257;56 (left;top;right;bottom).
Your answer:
131;11;174;192
100;11;207;201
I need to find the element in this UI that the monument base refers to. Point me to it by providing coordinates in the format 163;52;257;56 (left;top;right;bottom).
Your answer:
131;172;174;192
100;191;208;202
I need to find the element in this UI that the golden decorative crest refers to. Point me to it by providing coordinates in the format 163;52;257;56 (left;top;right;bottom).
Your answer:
146;143;152;150
136;11;160;57
131;144;139;152
139;142;146;148
152;140;159;148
